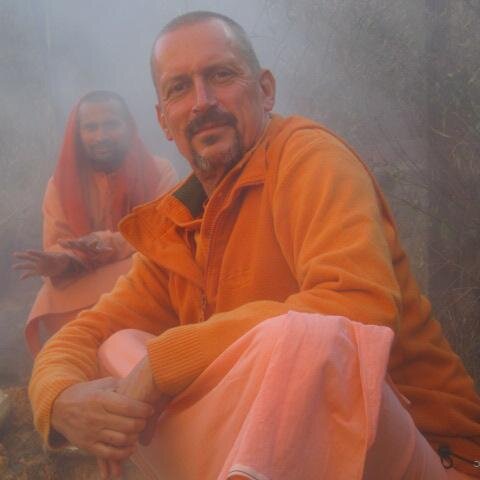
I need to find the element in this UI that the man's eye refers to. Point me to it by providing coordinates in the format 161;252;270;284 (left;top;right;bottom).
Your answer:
212;69;234;82
167;82;188;98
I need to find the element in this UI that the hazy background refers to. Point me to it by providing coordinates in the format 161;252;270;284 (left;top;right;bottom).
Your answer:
0;0;478;386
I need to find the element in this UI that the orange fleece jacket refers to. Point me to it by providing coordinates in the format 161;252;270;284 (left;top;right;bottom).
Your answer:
29;115;480;475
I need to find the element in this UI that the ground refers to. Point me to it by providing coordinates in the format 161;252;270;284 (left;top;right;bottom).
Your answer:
0;386;144;479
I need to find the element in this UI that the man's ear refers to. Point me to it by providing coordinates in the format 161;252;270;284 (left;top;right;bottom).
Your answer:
259;69;276;113
155;104;173;141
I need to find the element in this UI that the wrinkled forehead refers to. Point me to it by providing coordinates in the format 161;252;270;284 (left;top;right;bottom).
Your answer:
152;19;246;81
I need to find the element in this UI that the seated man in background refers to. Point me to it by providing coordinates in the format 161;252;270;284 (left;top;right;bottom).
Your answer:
13;90;178;355
29;12;480;480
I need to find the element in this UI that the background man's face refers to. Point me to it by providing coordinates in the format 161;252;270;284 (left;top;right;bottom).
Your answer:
78;99;130;171
153;19;275;176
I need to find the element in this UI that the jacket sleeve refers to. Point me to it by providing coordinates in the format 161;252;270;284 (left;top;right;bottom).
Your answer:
146;130;403;397
28;252;178;444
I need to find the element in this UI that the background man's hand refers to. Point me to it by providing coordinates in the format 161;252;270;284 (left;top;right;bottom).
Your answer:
59;233;113;265
51;377;155;468
12;250;73;279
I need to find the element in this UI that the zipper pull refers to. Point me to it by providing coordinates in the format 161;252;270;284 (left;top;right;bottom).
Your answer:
200;292;207;321
438;445;480;469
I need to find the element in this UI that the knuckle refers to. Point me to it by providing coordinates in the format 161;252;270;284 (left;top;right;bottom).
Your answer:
108;448;130;461
110;432;126;446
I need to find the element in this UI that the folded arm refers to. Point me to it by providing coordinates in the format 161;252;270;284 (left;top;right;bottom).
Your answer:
146;131;403;397
28;252;178;446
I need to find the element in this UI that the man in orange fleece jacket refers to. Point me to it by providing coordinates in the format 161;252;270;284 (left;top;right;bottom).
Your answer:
29;11;480;480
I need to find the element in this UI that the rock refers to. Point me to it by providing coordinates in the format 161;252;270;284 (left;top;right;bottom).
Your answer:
0;390;12;432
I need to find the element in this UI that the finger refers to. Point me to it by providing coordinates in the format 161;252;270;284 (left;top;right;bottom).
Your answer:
97;457;110;480
139;396;169;446
83;240;110;254
109;460;123;479
58;239;73;246
93;376;119;390
64;241;83;249
24;250;50;258
92;441;135;462
93;246;113;254
99;429;138;448
63;241;85;250
103;391;154;419
68;244;92;254
87;238;99;248
20;271;41;280
12;262;37;270
102;412;148;436
58;238;85;249
12;252;38;261
139;412;160;446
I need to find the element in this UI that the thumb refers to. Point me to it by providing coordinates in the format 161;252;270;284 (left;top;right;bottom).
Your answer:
139;396;170;446
92;376;120;391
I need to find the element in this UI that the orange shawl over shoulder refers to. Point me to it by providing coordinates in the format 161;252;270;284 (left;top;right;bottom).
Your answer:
53;104;162;236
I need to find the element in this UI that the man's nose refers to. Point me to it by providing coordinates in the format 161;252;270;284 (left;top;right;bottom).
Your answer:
192;79;217;113
93;126;109;142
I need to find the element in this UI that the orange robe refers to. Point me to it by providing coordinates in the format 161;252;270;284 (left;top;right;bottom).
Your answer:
99;314;475;479
25;156;178;355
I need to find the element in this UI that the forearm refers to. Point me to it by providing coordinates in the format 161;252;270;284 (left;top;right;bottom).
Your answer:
48;253;88;287
29;369;84;446
91;230;135;263
29;254;177;444
147;275;400;399
147;133;403;398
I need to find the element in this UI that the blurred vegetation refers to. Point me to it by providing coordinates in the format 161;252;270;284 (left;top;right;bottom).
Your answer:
424;0;480;385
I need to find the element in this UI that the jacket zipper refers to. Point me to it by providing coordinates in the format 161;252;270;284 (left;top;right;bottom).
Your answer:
438;445;480;469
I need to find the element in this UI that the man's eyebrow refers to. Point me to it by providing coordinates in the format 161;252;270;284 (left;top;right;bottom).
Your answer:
161;60;241;85
161;73;190;89
204;60;240;73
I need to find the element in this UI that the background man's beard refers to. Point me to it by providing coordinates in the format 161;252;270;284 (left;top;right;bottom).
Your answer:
89;151;125;172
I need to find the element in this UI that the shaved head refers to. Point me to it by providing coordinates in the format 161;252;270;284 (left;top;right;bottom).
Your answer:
78;90;130;122
150;11;260;98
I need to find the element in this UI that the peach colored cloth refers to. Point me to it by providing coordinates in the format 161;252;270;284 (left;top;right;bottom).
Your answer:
99;312;474;480
25;157;178;355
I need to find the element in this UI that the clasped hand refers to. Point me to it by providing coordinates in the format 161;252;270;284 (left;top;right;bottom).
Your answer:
13;233;113;279
52;358;169;479
58;233;113;264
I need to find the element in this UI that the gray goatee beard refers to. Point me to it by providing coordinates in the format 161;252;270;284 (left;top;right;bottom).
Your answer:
191;131;244;175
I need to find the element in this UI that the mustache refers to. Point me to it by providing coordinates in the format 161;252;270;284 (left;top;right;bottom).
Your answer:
186;108;237;139
92;140;115;149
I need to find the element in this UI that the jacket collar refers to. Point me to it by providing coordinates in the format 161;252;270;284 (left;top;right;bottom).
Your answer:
167;114;286;221
119;114;287;284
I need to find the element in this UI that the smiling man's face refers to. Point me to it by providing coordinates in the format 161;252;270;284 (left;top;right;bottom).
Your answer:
152;19;275;188
78;99;130;172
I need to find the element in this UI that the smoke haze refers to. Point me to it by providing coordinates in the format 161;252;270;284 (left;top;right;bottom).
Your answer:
0;1;478;385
